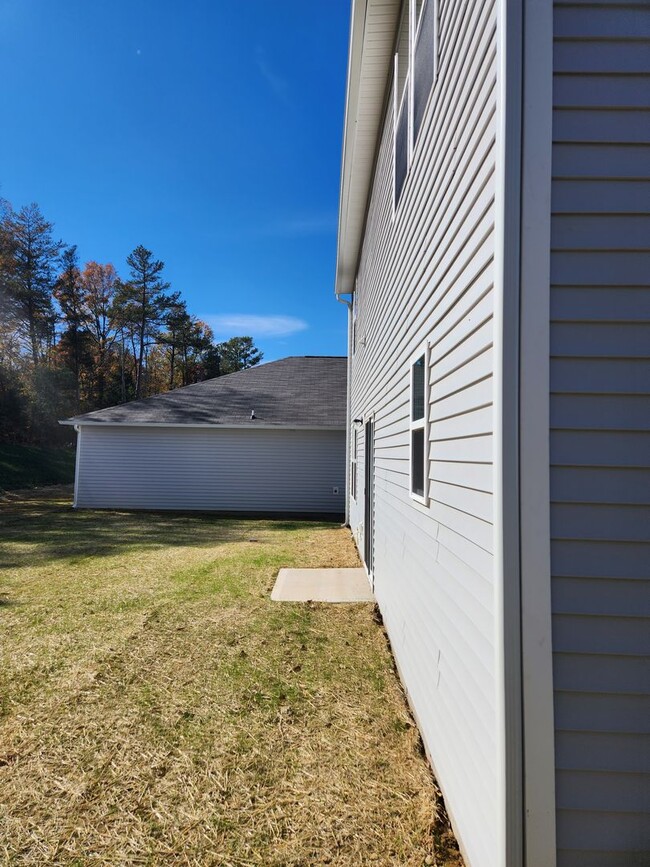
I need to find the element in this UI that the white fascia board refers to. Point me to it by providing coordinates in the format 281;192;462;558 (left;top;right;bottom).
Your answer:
493;0;524;861
336;0;369;296
61;421;345;432
335;0;400;296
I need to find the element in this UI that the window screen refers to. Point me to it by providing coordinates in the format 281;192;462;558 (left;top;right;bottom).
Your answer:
411;428;425;498
413;0;436;145
395;94;409;208
412;355;425;420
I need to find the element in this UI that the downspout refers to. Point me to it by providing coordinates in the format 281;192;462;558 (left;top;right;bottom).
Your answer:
336;292;353;526
73;424;82;509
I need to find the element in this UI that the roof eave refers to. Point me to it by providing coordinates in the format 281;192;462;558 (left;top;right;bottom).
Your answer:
61;421;346;431
335;0;400;296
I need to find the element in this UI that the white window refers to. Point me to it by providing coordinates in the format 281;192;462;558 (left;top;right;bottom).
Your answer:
410;351;428;504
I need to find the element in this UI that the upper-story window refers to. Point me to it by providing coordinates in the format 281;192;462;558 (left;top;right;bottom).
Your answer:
413;0;437;143
393;0;438;212
394;3;410;207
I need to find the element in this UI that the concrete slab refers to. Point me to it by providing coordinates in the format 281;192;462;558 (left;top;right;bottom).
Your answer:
271;568;374;603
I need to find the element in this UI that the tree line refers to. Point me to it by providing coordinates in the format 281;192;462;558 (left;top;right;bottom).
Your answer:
0;198;262;445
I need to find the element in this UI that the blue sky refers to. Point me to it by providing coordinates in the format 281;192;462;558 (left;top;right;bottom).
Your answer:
0;0;351;360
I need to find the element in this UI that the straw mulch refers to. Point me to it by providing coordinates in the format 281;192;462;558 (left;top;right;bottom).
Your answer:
0;489;463;866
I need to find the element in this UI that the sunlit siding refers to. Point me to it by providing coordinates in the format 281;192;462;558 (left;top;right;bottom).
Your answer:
75;426;345;515
550;1;650;863
348;0;499;863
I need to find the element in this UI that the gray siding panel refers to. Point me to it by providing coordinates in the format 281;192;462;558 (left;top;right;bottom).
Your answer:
76;426;345;515
550;0;650;861
348;0;499;863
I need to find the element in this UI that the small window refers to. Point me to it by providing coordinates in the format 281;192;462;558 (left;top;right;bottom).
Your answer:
412;354;425;420
410;352;428;504
411;428;425;498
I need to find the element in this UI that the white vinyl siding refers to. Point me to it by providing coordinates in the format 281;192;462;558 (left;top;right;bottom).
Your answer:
75;426;345;516
348;0;499;862
550;1;650;863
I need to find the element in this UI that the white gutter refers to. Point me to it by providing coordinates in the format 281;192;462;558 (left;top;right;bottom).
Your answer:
336;0;369;295
59;421;345;432
335;0;401;295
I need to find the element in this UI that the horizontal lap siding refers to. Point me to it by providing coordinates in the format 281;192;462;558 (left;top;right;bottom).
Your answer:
76;427;345;515
550;1;650;863
349;0;498;864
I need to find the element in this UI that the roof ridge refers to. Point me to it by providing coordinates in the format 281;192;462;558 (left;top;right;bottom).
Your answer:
61;355;347;426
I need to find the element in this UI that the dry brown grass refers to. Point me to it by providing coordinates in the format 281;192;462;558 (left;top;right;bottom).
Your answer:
0;488;462;866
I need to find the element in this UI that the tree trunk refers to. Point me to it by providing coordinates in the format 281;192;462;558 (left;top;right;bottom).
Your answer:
135;283;147;399
169;339;176;390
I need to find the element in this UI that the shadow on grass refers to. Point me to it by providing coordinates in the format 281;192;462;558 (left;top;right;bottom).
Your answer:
0;595;19;607
0;489;339;569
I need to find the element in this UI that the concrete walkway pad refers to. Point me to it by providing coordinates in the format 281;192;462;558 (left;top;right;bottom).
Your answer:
271;568;374;603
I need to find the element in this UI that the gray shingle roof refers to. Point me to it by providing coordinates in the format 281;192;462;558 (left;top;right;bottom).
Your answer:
62;356;347;428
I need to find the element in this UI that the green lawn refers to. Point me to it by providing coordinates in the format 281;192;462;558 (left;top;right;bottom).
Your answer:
0;444;75;491
0;489;461;866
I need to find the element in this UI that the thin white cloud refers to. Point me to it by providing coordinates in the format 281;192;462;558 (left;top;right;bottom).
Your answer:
265;213;338;237
204;314;308;339
255;47;290;105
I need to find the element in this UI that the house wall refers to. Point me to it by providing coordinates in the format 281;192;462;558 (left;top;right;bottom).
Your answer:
550;1;650;863
348;0;500;862
75;426;345;516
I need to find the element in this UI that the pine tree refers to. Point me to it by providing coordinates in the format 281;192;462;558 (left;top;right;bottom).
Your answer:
1;203;62;365
215;336;263;375
54;245;90;404
163;296;190;389
119;245;171;398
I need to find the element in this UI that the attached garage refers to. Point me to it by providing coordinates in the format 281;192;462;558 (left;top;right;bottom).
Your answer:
62;356;346;519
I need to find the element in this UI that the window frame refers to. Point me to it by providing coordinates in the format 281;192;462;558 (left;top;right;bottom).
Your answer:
409;345;429;507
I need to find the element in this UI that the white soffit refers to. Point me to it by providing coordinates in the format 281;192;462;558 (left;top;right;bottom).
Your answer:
335;0;400;295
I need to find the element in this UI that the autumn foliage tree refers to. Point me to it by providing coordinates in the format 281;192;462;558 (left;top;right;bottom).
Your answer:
81;261;118;406
0;196;263;445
